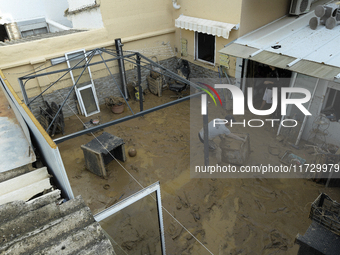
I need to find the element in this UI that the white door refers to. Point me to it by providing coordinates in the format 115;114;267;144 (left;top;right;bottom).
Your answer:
65;49;100;117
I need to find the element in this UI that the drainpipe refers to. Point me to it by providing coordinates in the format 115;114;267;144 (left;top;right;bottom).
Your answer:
173;0;181;9
115;38;128;99
241;59;248;94
277;72;297;136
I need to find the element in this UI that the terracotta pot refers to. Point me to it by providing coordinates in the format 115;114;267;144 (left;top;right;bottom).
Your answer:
111;103;124;114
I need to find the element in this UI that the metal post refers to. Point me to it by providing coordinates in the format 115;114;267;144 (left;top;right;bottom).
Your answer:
97;50;134;115
241;59;248;94
203;95;209;167
136;54;143;112
295;78;319;146
18;78;29;106
115;38;128;99
277;72;297;136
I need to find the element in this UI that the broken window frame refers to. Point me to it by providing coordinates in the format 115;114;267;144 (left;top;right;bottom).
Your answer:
76;84;100;117
94;181;166;255
194;31;216;65
65;49;100;117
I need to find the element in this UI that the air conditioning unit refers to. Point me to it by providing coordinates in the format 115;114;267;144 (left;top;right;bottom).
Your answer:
289;0;312;15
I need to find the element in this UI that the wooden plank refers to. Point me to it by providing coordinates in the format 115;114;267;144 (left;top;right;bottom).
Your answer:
0;178;52;205
0;167;49;196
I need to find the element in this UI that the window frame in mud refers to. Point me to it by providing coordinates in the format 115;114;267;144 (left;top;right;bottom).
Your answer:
94;181;166;255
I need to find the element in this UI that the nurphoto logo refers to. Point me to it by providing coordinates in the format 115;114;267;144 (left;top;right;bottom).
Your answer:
200;84;312;128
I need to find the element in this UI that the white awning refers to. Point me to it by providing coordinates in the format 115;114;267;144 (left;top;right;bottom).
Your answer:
175;15;238;39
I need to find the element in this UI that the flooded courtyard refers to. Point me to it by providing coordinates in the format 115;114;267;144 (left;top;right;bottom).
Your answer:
56;89;340;254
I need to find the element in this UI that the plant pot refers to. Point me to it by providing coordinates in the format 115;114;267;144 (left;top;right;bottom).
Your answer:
111;103;124;114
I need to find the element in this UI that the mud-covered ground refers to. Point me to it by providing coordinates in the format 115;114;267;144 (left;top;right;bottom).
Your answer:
56;89;340;255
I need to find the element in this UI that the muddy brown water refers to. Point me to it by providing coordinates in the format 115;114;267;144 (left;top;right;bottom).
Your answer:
56;89;340;255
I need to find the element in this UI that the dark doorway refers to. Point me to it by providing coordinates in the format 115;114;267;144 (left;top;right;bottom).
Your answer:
195;32;215;64
0;25;9;42
248;61;292;103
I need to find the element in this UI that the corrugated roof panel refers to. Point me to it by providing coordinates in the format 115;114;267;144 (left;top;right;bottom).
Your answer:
327;56;340;67
291;60;340;80
220;43;340;81
0;193;115;254
175;15;237;39
238;13;312;48
219;0;340;82
219;43;258;59
304;29;340;64
264;26;321;55
251;51;295;69
282;26;340;60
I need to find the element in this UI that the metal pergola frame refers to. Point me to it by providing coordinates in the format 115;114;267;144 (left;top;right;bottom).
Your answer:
18;46;210;166
14;44;217;254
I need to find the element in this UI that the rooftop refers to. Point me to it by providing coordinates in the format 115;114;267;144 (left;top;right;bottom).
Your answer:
0;86;36;172
220;0;340;81
0;29;85;46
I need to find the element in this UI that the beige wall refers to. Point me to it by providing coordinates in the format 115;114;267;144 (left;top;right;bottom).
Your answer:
100;0;174;37
1;0;175;68
1;0;294;97
239;0;291;36
0;0;177;98
2;33;175;99
173;0;242;23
